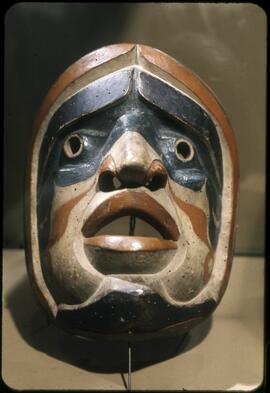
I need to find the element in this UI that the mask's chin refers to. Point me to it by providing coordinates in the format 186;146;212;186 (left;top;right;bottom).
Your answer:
55;275;216;340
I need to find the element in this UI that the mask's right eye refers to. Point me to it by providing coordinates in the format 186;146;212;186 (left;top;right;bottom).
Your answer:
175;138;194;162
63;134;84;158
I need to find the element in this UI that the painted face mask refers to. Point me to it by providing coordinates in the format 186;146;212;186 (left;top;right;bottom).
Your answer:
25;44;238;341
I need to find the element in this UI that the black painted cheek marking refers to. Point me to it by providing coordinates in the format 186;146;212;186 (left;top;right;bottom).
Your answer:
37;173;54;251
206;182;222;248
172;169;206;190
55;129;108;186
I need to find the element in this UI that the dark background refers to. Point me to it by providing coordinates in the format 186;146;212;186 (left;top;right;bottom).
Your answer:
4;3;266;253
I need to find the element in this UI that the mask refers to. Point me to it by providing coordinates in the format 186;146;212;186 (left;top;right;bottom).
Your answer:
25;44;238;341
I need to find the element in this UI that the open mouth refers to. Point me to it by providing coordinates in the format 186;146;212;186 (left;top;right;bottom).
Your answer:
82;190;179;274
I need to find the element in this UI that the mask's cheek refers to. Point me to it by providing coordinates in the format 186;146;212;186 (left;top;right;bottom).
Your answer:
40;175;103;305
162;180;214;302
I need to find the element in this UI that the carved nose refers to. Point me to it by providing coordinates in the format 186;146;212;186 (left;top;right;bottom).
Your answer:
118;162;147;187
119;158;167;189
98;157;167;192
98;132;168;192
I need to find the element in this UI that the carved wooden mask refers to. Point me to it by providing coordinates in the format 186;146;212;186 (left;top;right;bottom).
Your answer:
25;44;238;341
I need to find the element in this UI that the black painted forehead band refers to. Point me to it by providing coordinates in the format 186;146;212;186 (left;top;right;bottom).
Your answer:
47;69;216;139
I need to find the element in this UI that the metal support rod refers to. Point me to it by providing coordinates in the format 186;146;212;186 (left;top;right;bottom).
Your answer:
128;342;132;391
129;216;136;236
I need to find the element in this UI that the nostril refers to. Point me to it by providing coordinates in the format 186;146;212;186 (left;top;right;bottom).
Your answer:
146;160;168;191
99;171;121;192
147;173;167;191
98;156;119;192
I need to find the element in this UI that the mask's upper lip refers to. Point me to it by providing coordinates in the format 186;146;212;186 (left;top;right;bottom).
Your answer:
81;190;180;250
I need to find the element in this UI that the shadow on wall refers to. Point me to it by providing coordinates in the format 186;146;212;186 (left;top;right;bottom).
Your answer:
5;271;212;373
4;3;135;248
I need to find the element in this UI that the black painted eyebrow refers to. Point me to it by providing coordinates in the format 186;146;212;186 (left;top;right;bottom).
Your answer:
138;71;215;139
47;69;132;137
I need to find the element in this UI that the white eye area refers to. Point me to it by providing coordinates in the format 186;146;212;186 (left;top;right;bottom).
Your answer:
63;134;84;158
175;138;194;162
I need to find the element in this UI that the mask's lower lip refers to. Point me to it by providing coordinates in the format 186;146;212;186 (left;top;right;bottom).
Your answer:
84;235;177;252
84;235;177;274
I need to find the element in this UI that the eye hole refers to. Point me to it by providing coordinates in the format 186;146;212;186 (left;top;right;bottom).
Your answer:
63;134;84;158
175;139;194;162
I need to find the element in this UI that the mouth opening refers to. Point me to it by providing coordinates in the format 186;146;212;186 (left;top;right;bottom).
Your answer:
83;214;177;252
93;216;163;238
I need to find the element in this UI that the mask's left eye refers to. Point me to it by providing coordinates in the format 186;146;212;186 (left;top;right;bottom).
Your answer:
63;134;84;158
